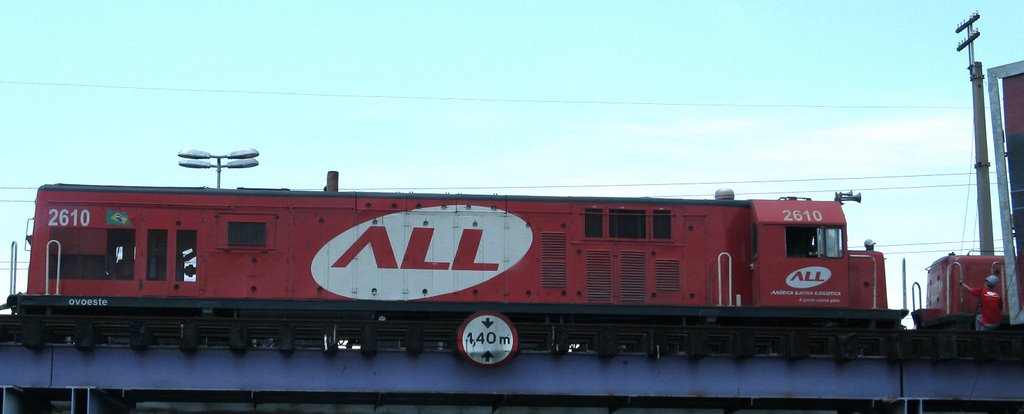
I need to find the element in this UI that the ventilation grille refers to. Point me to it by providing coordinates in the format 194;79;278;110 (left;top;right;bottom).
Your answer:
541;232;567;288
585;250;612;302
654;259;681;291
619;251;646;302
228;222;267;245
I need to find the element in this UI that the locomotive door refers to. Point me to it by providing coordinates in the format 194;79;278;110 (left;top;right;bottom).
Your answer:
138;211;204;298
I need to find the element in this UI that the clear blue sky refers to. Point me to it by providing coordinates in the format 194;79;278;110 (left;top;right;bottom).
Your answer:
3;1;1024;324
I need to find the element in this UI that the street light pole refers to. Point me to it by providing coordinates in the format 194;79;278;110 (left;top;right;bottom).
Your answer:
178;148;260;189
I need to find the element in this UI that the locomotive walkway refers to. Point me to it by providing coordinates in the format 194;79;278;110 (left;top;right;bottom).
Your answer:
2;316;1024;413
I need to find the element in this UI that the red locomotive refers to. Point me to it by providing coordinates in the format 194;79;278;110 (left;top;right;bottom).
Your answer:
7;182;900;327
911;254;1022;329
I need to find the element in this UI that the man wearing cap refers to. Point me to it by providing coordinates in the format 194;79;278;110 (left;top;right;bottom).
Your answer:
960;275;1003;331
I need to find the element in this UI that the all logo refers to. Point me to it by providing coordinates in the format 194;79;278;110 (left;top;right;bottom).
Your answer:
785;266;832;289
310;206;533;300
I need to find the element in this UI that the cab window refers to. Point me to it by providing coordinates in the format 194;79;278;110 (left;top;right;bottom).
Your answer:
786;226;842;258
48;228;136;280
176;230;198;282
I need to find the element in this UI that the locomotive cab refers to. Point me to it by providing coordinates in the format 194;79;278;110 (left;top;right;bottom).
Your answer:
26;205;206;299
749;199;886;310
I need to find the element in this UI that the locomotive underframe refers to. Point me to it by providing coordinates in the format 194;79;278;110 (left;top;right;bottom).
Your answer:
7;293;998;363
8;294;904;329
0;307;1015;362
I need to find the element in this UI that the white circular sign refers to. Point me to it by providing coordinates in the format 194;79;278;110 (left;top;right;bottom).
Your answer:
457;311;518;367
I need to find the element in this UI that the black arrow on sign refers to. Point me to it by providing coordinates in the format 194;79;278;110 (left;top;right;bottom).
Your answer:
482;351;494;362
482;318;494;328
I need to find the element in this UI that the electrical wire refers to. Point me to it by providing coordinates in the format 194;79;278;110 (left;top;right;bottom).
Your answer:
885;249;980;255
337;172;972;192
0;80;972;110
960;135;981;256
658;183;970;199
0;181;988;203
883;240;1003;247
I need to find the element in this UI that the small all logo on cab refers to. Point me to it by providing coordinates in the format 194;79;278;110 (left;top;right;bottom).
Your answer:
786;266;832;289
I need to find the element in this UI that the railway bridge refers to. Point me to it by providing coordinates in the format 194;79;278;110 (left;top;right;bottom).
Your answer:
1;315;1023;414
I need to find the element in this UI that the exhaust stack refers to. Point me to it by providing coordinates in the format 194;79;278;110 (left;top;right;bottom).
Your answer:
326;171;339;192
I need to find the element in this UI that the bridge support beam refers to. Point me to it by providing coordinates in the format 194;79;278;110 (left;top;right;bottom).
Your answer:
3;345;1024;410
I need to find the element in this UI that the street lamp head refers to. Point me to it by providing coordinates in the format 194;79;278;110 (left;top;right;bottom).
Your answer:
178;159;212;169
226;159;259;169
178;149;212;160
228;148;260;159
178;147;260;189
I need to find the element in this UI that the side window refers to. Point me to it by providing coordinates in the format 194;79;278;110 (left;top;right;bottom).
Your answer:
584;208;674;241
785;226;843;258
751;225;759;260
609;209;646;239
584;209;603;238
786;227;817;257
106;229;136;280
819;227;843;258
176;230;198;282
653;211;671;239
48;228;135;280
146;230;168;281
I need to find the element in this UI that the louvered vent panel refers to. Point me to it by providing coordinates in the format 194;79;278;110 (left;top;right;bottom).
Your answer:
654;259;681;291
619;251;646;302
541;232;567;288
228;222;267;245
541;233;566;259
585;250;612;302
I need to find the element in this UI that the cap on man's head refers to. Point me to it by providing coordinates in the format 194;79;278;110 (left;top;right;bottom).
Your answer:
986;275;999;287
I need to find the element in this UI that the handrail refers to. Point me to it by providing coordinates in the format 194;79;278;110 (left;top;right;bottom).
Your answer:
8;241;16;296
945;261;963;315
901;258;907;311
45;240;62;296
24;218;33;251
911;282;923;312
991;260;1007;296
716;252;733;306
850;254;879;309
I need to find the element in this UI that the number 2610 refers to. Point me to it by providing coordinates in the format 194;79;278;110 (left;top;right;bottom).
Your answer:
782;209;823;222
48;209;91;227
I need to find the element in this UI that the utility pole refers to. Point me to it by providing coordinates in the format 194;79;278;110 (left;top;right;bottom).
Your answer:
957;12;994;255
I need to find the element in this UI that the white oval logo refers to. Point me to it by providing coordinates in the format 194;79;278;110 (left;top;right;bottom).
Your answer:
310;206;533;300
785;266;832;289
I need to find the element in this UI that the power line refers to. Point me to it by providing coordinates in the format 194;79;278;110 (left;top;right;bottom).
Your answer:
0;172;973;195
0;80;971;110
0;179;982;203
0;172;981;194
340;172;972;192
887;249;988;255
706;183;969;198
882;240;1003;248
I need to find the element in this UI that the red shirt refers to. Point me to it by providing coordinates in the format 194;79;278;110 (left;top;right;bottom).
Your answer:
970;287;1003;325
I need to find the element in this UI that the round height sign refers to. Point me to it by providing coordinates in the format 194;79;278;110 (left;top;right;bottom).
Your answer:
457;310;518;367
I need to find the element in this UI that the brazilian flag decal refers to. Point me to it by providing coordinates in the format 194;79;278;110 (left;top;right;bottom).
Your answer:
106;210;132;226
